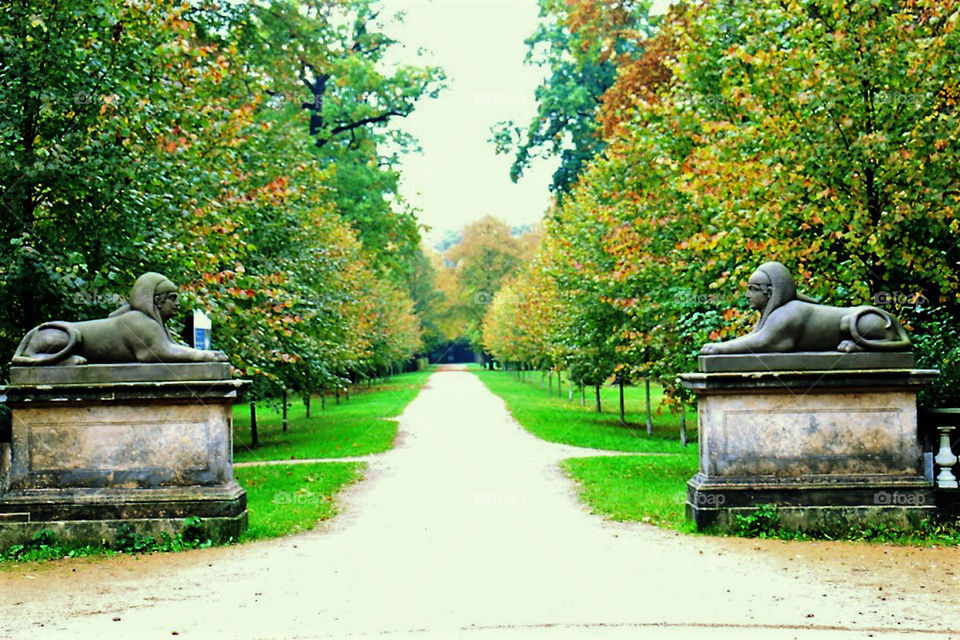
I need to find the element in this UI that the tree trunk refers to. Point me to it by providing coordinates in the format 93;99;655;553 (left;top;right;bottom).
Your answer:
250;402;259;448
282;390;288;433
680;400;687;447
618;376;625;426
645;378;653;436
305;393;311;419
595;385;602;413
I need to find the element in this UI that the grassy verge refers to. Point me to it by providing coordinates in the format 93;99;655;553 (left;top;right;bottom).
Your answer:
561;455;699;532
236;461;365;541
474;368;694;453
233;369;432;462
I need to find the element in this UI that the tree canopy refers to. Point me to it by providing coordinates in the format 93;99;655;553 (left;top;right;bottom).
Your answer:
0;0;444;394
482;0;960;406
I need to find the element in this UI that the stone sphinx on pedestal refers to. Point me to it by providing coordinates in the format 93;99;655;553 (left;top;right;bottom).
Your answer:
0;273;249;547
680;262;938;532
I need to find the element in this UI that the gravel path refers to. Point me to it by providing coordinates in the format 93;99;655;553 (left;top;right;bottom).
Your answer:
1;366;958;639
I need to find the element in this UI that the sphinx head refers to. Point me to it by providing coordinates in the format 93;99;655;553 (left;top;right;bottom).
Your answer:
153;280;180;322
128;272;180;327
747;262;799;329
746;270;772;311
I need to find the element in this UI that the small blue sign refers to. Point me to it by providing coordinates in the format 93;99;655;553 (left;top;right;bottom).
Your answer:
194;327;210;351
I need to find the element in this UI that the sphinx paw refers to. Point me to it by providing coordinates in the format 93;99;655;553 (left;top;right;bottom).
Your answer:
837;340;861;353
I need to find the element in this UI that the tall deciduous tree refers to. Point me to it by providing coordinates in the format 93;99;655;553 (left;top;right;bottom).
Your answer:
0;0;440;393
491;0;653;194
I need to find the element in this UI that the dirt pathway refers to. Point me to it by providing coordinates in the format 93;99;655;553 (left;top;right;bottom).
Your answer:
1;367;958;639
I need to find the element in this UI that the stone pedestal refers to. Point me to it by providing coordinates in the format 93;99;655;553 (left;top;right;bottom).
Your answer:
0;364;249;547
680;355;939;533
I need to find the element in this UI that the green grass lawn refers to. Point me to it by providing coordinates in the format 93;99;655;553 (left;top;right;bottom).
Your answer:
474;369;695;453
233;369;432;463
235;461;365;541
562;455;699;532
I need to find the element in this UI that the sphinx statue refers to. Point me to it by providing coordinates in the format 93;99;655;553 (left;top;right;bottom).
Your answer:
700;262;910;355
12;272;228;366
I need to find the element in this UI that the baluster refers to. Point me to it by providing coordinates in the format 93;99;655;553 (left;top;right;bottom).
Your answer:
934;424;958;489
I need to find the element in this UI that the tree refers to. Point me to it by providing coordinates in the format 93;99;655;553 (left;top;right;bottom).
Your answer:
491;0;653;194
0;0;440;394
0;0;196;363
445;216;527;352
224;0;444;281
514;0;960;405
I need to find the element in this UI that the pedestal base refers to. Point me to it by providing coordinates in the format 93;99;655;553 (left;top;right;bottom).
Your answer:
0;372;249;547
0;483;247;547
686;474;935;532
680;366;938;533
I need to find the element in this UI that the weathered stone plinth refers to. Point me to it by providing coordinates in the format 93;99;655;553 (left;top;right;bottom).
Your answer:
680;357;939;533
0;364;249;547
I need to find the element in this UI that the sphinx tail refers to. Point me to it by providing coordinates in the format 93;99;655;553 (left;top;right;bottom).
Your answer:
847;308;911;352
11;322;81;366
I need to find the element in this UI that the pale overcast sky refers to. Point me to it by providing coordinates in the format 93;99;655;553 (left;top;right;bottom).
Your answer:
386;0;673;246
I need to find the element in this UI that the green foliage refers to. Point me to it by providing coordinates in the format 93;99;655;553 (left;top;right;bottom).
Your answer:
0;518;214;563
910;306;960;406
485;0;960;405
492;0;652;194
733;504;783;539
114;523;156;554
731;508;960;545
0;0;193;358
0;0;443;391
226;0;444;282
111;520;214;554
